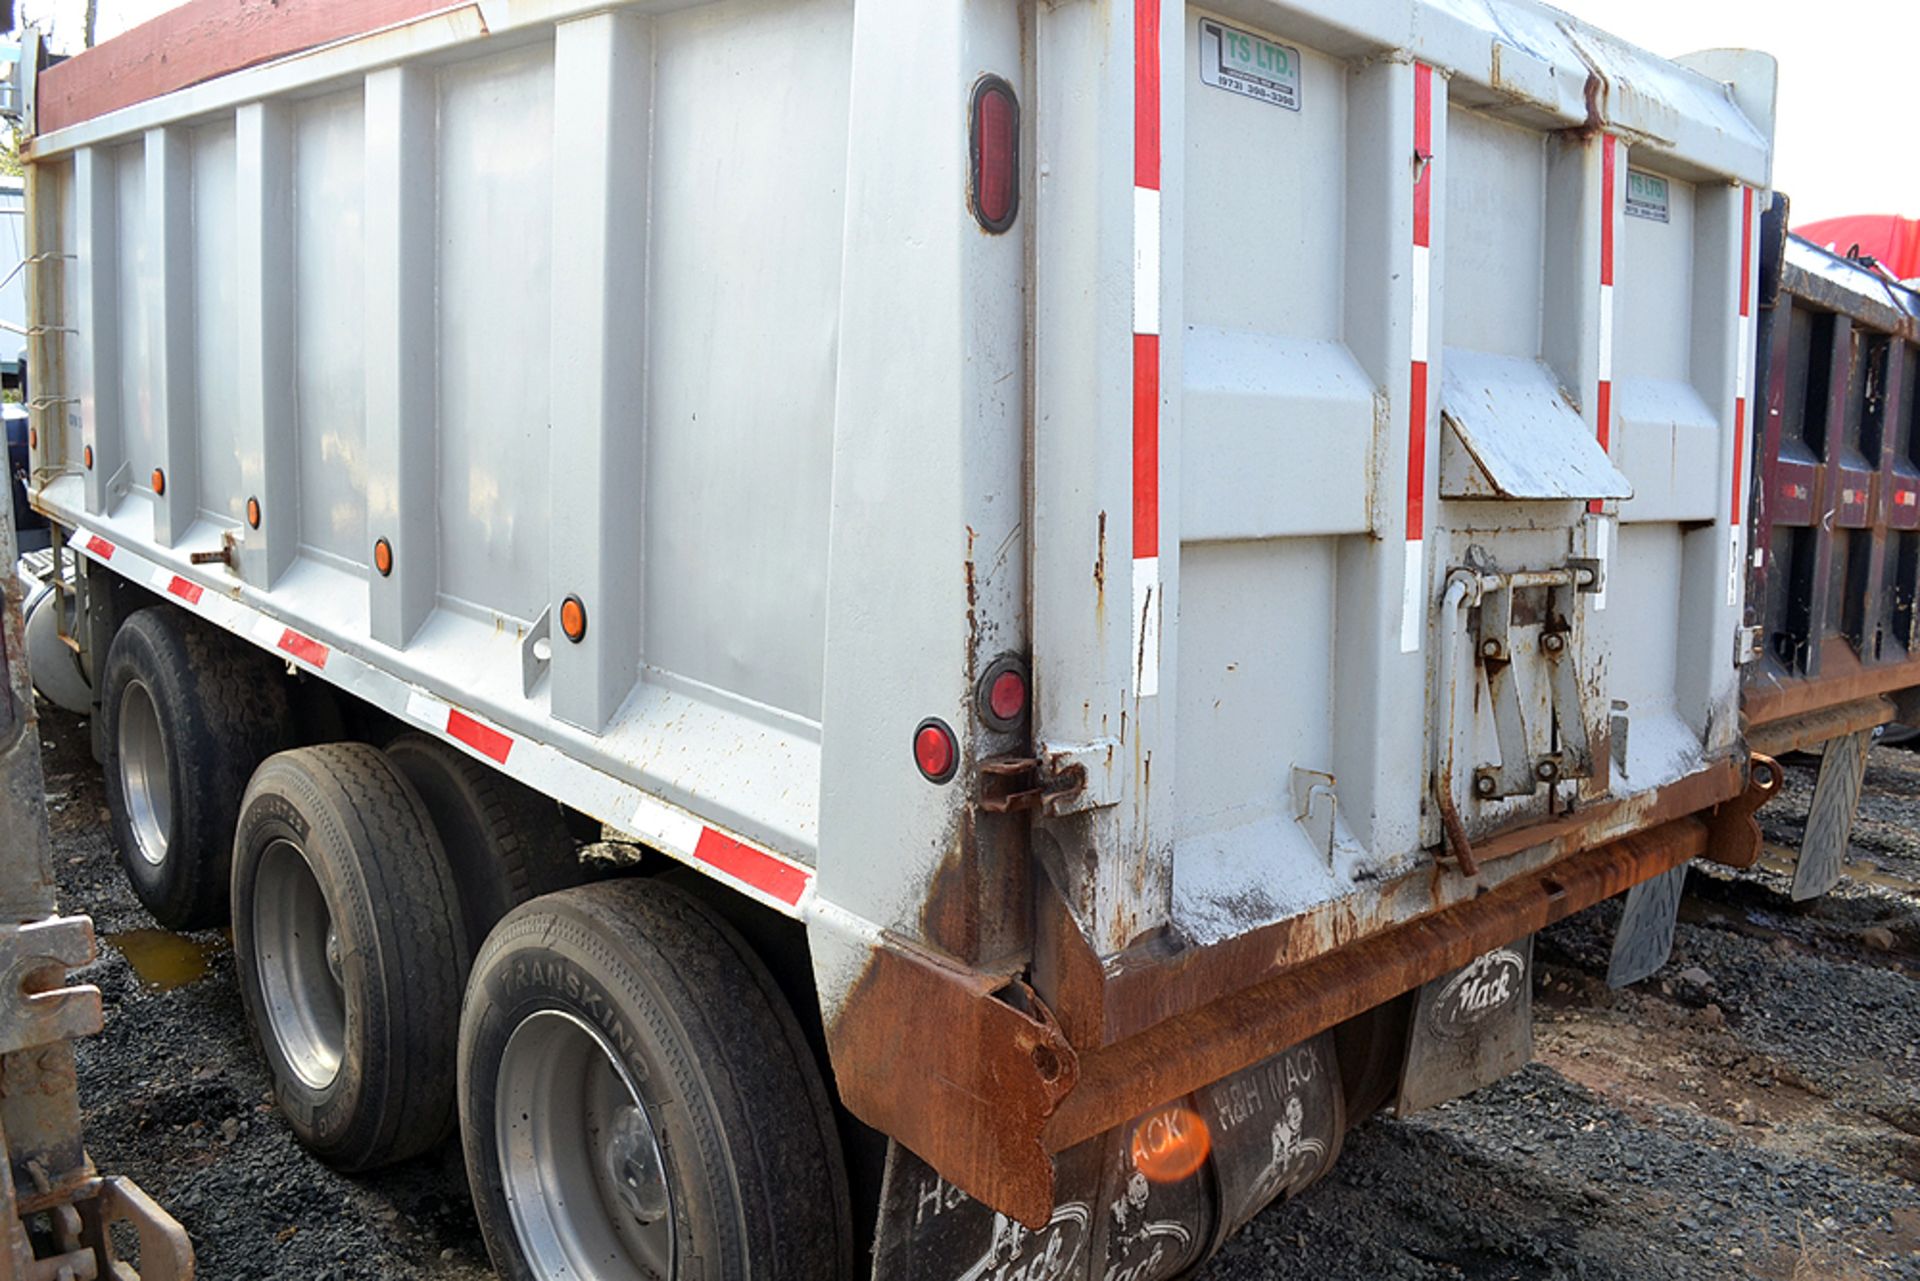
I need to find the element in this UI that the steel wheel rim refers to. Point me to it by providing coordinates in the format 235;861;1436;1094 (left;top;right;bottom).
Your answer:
497;1009;675;1280
253;839;345;1091
116;679;172;867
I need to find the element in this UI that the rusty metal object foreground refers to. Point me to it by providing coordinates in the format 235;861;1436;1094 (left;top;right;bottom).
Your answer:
1;509;194;1277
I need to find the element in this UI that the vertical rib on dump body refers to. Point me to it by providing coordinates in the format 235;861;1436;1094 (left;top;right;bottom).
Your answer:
21;0;1775;1229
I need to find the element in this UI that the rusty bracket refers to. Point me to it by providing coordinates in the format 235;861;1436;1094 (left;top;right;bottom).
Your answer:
80;1176;197;1280
7;1171;195;1281
0;918;102;1057
978;755;1047;814
826;935;1078;1231
1699;753;1782;869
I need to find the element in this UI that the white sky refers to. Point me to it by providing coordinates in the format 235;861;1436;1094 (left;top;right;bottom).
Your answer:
1557;0;1918;225
10;0;1917;224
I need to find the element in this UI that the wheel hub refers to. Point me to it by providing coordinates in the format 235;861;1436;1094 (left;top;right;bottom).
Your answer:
116;679;173;867
602;1103;670;1226
325;926;344;988
252;839;346;1091
496;1009;675;1279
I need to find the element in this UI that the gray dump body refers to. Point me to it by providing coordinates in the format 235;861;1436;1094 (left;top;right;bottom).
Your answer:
21;0;1776;1241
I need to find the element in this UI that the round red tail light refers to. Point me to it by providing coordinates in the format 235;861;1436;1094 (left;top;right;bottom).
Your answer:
978;656;1031;732
914;719;958;784
990;671;1026;721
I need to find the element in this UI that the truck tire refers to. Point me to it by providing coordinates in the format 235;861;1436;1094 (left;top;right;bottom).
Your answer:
384;733;583;957
101;606;293;929
459;879;853;1281
231;743;469;1170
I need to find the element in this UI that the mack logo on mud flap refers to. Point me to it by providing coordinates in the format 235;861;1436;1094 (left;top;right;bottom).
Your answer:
967;1204;1089;1281
1432;948;1527;1038
1105;1170;1194;1281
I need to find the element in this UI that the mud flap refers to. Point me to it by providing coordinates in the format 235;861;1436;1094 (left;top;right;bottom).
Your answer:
869;1035;1341;1281
1792;728;1872;901
1395;936;1534;1115
1607;862;1688;988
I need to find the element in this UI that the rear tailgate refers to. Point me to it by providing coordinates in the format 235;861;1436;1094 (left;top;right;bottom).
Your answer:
1031;2;1774;964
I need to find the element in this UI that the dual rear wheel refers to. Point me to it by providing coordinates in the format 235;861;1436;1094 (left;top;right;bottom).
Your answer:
233;755;853;1278
98;605;852;1277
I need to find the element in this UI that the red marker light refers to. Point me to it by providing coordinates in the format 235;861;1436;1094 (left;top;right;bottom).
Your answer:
988;669;1026;723
978;656;1031;732
970;77;1019;234
914;719;958;784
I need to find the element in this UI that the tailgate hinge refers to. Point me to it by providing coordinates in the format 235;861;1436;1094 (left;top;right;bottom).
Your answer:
980;739;1121;816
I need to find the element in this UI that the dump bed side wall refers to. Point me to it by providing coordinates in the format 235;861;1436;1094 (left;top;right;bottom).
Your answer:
27;1;863;902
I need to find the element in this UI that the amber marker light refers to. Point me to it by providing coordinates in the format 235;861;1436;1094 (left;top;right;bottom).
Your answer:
1130;1105;1212;1183
560;595;588;643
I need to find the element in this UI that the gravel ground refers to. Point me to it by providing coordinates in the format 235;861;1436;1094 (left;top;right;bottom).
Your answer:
33;699;1920;1280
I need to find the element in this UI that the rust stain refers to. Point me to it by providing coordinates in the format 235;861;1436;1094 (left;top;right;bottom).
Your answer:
965;526;980;684
1093;510;1107;627
920;815;984;963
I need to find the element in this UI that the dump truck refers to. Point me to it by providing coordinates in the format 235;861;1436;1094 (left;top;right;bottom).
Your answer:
13;1;1780;1276
1740;202;1920;900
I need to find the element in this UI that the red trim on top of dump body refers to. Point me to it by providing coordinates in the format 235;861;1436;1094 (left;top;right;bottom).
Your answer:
35;0;473;135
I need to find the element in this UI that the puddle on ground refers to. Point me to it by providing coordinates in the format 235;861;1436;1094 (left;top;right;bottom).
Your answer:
104;929;217;991
1759;844;1920;896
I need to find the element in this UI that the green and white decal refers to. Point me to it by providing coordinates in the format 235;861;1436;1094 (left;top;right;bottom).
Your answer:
1198;19;1301;112
1625;170;1671;223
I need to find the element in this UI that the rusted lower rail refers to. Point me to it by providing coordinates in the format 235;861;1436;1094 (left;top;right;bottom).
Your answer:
1;508;193;1278
830;759;1776;1228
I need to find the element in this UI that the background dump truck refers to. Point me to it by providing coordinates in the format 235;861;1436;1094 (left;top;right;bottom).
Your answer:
13;0;1779;1276
1740;205;1920;901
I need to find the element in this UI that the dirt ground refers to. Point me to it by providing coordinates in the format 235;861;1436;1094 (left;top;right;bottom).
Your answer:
33;698;1920;1280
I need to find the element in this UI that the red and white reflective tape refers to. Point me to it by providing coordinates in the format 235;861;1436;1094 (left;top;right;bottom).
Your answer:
1728;185;1755;607
405;690;513;765
251;612;331;671
631;794;811;908
1590;134;1619;610
64;525;819;917
1131;0;1163;697
1401;62;1434;655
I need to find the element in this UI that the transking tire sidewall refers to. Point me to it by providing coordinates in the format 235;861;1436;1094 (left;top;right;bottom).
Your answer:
230;789;373;1153
462;893;752;1281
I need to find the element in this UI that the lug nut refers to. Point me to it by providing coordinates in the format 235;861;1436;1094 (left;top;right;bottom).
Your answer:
1475;775;1498;797
1535;760;1559;781
1481;640;1502;658
1542;633;1566;654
